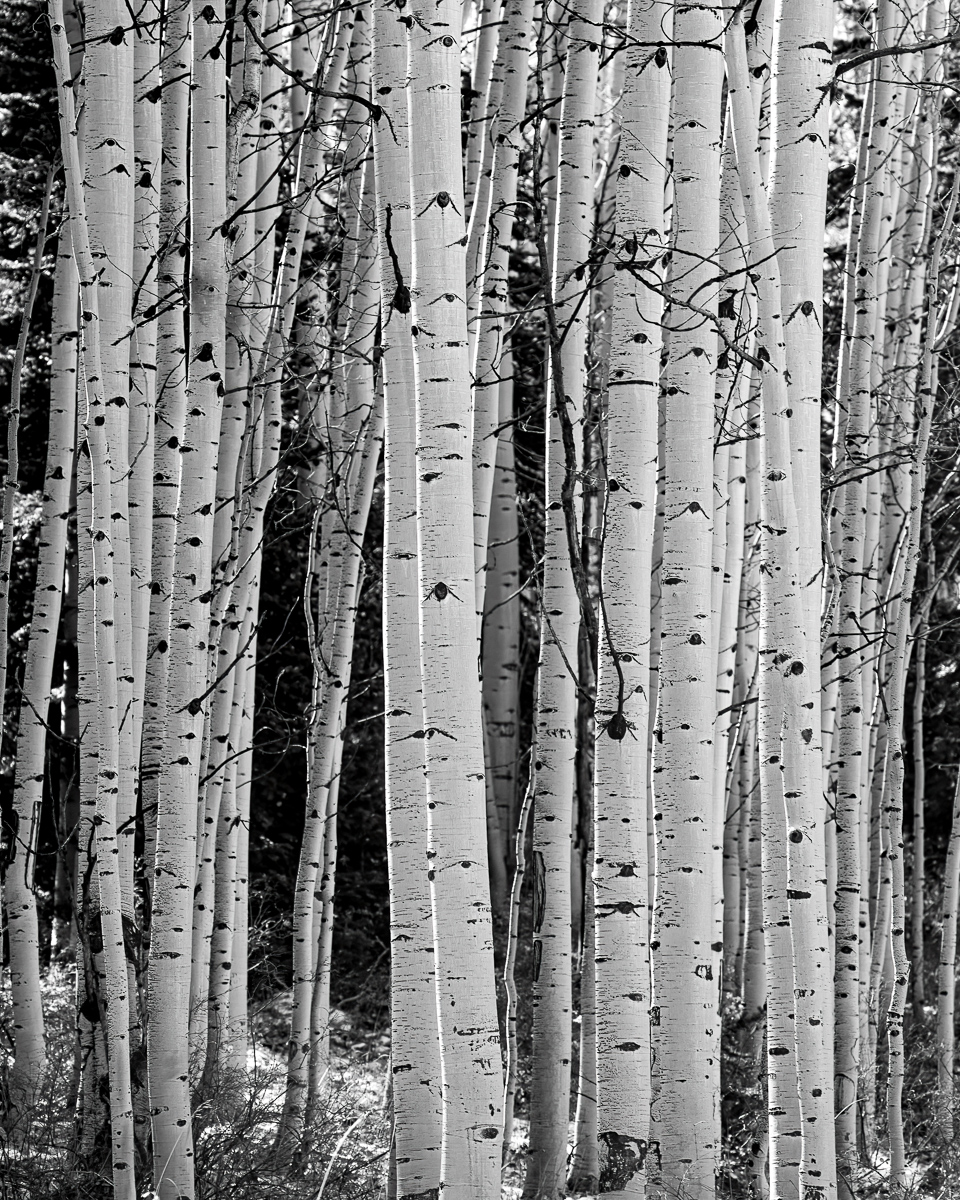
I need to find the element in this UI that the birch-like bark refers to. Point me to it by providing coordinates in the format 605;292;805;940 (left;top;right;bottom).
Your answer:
82;0;138;921
482;365;522;877
769;0;831;660
141;0;191;909
375;3;443;1181
524;0;600;1189
591;3;668;1192
408;3;503;1192
727;17;836;1197
2;163;57;1119
468;0;533;623
832;6;902;1180
51;256;81;964
281;154;383;1148
50;13;136;1192
129;0;161;805
937;768;960;1144
651;0;723;1192
145;0;228;1189
910;602;927;1016
886;169;957;1191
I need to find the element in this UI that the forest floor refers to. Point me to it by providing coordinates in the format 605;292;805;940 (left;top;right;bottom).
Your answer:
4;968;955;1198
0;967;539;1199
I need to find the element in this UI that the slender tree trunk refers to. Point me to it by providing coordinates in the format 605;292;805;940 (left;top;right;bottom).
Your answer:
728;16;837;1198
50;14;136;1192
141;0;191;922
2;165;56;1116
590;2;668;1193
145;0;228;1188
408;2;504;1191
524;0;601;1189
483;366;522;879
651;0;723;1192
937;767;960;1145
831;4;902;1179
374;0;443;1185
910;599;927;1018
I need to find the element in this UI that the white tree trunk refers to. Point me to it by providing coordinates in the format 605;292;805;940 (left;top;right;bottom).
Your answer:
651;0;723;1192
591;1;668;1192
374;0;444;1186
408;3;504;1192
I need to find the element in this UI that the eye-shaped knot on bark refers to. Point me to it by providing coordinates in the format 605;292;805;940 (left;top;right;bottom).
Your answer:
423;581;462;604
416;190;461;217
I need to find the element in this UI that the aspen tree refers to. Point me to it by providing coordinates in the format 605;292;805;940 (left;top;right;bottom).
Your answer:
281;56;382;1128
469;0;534;618
205;667;249;1086
408;1;503;1192
768;0;831;757
130;0;162;789
937;768;960;1143
50;12;136;1192
82;0;139;918
910;595;927;1016
482;366;522;872
291;241;382;1153
204;311;282;1086
142;0;192;904
463;0;503;222
146;0;228;1189
198;19;268;1077
466;0;534;919
2;165;57;1116
524;0;601;1190
193;10;279;1044
215;0;265;583
373;0;444;1186
304;397;384;1132
591;1;668;1192
716;128;751;1004
727;15;836;1196
832;7;902;1183
651;0;723;1192
46;231;82;965
885;169;958;1190
73;391;114;1160
227;653;256;1073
